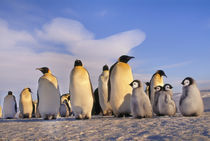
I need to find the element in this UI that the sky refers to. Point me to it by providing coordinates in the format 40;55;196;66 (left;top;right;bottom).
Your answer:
0;0;210;105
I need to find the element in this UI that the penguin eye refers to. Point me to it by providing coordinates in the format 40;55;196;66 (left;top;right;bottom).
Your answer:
132;82;139;88
165;85;170;91
155;87;161;91
184;80;190;86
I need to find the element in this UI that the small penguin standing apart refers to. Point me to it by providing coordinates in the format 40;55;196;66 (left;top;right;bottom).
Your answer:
3;91;17;119
19;88;33;118
70;60;93;119
37;67;60;120
149;70;167;108
153;86;163;116
158;84;176;116
98;65;113;116
60;93;72;117
179;77;204;116
108;55;134;117
130;80;152;118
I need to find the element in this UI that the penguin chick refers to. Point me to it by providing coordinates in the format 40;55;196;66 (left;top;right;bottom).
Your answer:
3;91;17;119
19;88;33;118
59;99;70;117
158;84;176;116
153;86;163;116
37;67;60;120
130;80;152;118
70;59;93;119
60;93;72;116
179;77;204;116
98;65;113;116
108;55;134;117
149;70;167;108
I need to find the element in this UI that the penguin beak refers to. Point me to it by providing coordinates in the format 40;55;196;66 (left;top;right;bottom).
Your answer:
36;68;41;71
129;56;135;59
129;82;133;87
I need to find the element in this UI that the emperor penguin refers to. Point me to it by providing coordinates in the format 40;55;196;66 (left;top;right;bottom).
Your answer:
158;84;176;116
130;80;152;118
108;55;134;117
70;59;93;119
19;88;33;118
145;82;150;96
3;91;17;119
37;67;60;120
98;65;113;116
0;106;2;118
179;77;204;116
153;85;163;116
149;70;167;108
60;93;72;117
92;88;102;115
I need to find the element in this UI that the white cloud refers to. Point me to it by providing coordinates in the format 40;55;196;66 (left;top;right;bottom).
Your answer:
0;18;145;105
156;61;192;70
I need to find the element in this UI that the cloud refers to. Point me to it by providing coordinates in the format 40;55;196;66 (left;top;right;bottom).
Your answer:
156;61;192;70
0;18;145;104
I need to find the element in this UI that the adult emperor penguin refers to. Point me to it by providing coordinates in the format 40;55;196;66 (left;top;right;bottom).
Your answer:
149;70;167;108
130;80;152;118
3;91;17;119
98;65;113;116
158;84;176;116
108;55;134;117
19;88;33;118
37;67;60;120
153;85;163;116
70;59;93;119
179;77;204;116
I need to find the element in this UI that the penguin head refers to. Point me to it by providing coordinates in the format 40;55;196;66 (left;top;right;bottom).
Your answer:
36;67;50;74
145;82;150;87
163;84;173;91
118;55;135;63
130;80;141;89
8;91;13;95
103;64;109;71
154;86;163;92
27;88;32;93
74;59;83;67
155;70;167;78
181;77;194;87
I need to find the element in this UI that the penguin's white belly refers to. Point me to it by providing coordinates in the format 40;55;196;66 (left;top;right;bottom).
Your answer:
158;94;176;116
20;96;33;115
3;98;16;118
110;64;133;115
38;79;60;116
70;69;93;117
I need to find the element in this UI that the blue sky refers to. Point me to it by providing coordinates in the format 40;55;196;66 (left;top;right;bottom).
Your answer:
0;0;210;104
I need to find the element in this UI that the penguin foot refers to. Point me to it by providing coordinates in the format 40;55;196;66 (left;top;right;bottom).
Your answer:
44;114;53;120
75;114;83;120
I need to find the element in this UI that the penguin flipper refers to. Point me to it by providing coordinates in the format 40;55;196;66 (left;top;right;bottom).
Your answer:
108;62;117;102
